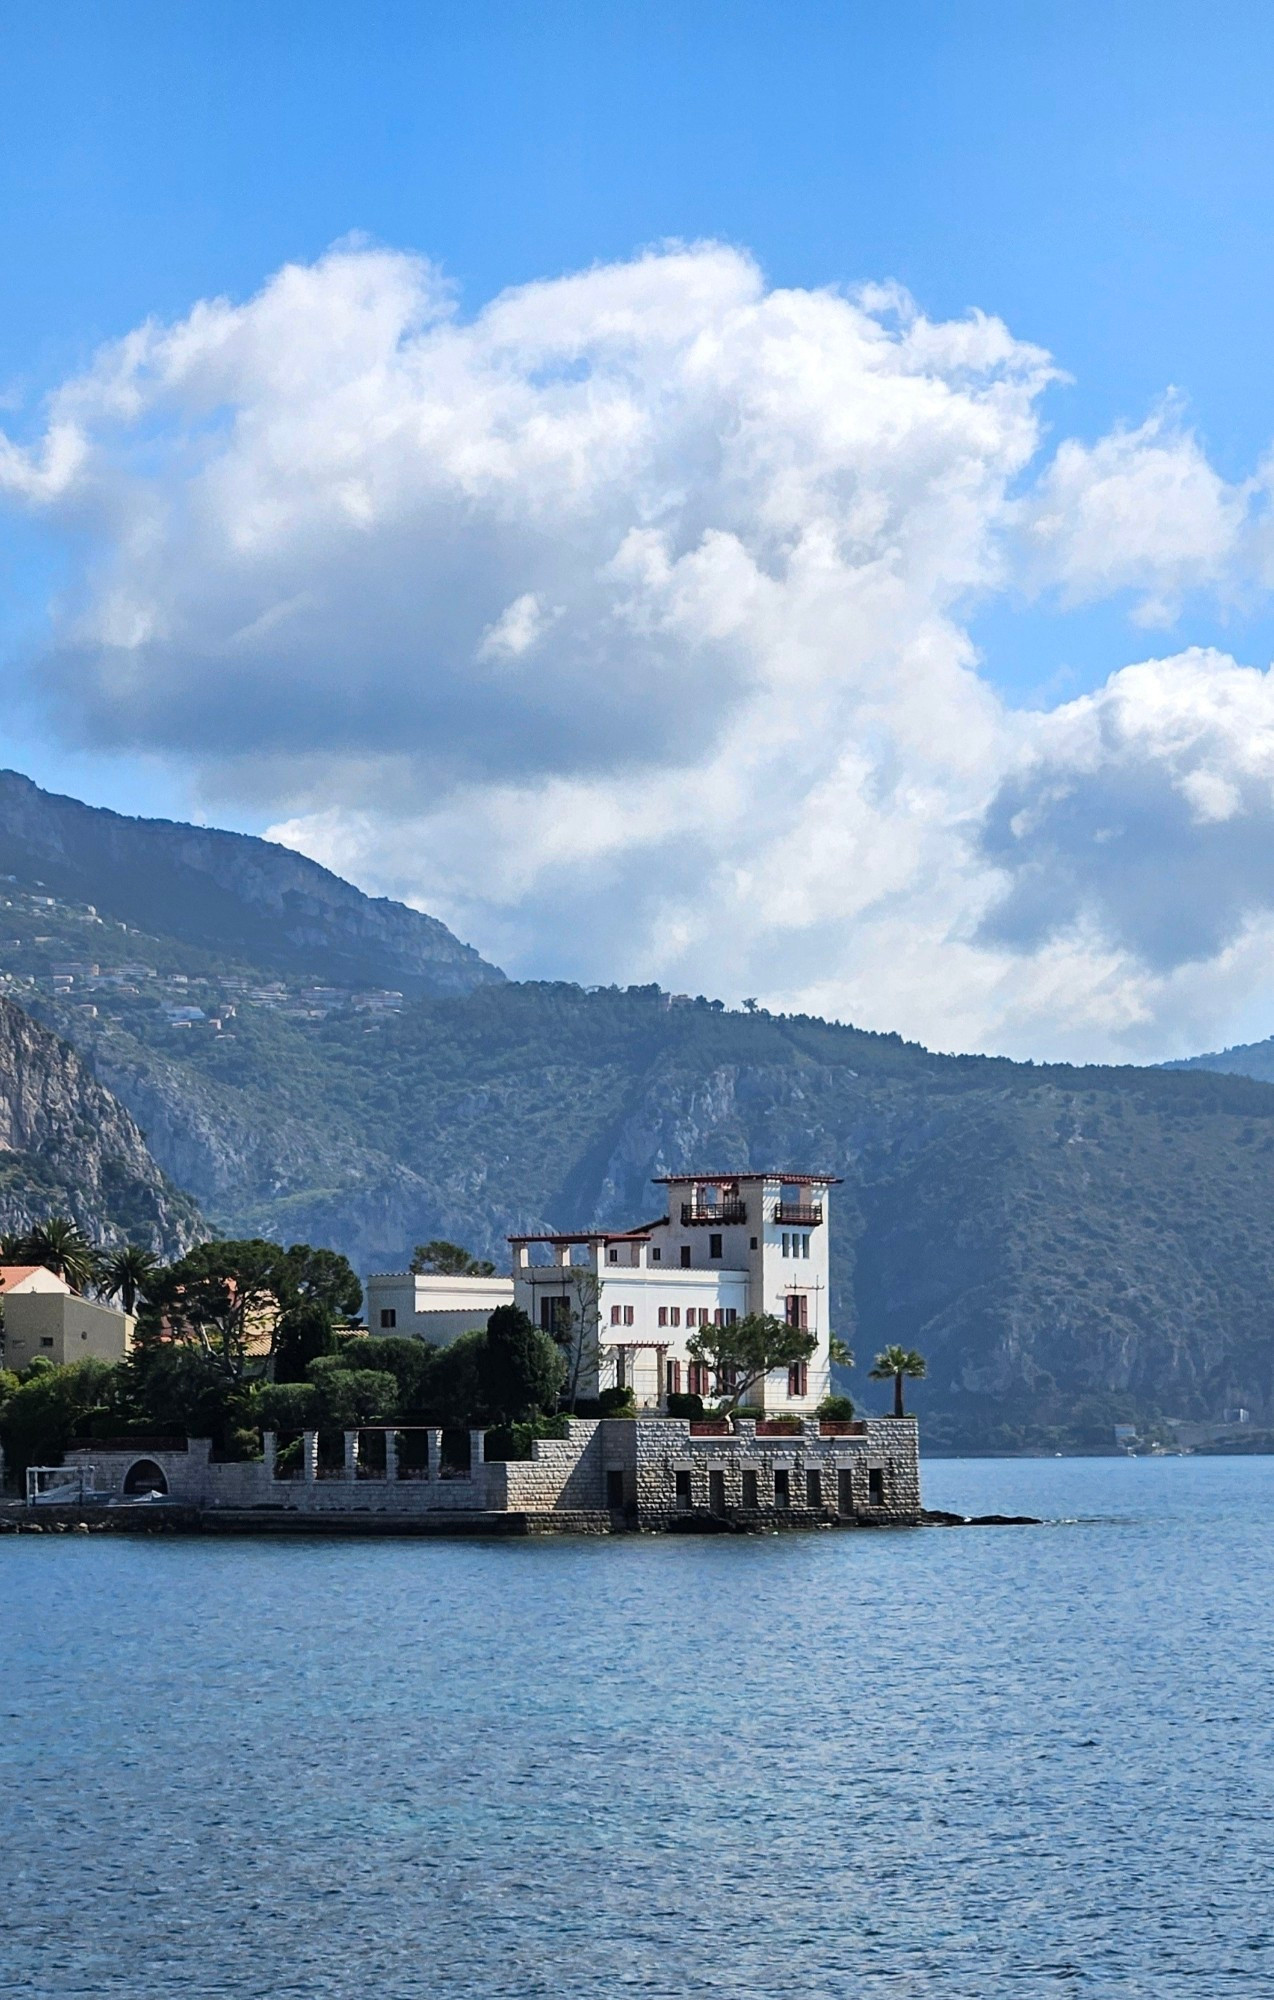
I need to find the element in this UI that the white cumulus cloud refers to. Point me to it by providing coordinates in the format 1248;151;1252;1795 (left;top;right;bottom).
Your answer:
5;238;1274;1061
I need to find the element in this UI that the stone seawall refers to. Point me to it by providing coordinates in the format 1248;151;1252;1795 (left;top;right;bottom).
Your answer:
55;1415;921;1531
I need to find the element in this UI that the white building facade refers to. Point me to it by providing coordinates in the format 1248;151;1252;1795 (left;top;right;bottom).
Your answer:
362;1270;515;1346
511;1172;840;1414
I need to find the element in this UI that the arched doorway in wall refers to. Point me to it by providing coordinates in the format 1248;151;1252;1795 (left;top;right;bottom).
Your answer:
122;1459;169;1497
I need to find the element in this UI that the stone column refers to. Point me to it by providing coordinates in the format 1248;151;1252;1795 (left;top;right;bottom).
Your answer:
303;1431;319;1483
384;1429;399;1482
425;1428;443;1481
262;1430;277;1480
343;1430;359;1481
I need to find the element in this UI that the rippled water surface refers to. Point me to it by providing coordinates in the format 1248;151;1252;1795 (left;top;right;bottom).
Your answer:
1;1456;1272;1998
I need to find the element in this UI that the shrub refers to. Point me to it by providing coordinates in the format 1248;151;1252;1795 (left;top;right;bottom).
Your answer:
598;1386;637;1418
817;1394;856;1420
0;1359;122;1479
338;1333;435;1414
484;1412;570;1460
665;1392;705;1419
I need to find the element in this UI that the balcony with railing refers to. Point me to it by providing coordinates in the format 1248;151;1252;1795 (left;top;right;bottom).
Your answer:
681;1200;747;1226
774;1202;822;1226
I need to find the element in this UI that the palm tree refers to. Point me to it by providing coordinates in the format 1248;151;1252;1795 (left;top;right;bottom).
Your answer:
869;1344;927;1417
99;1244;159;1316
21;1217;99;1294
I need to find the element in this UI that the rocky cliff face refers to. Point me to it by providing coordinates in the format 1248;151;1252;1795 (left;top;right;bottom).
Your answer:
0;769;503;996
0;997;200;1253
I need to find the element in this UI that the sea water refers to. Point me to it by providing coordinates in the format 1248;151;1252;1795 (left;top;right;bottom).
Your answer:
0;1455;1271;1998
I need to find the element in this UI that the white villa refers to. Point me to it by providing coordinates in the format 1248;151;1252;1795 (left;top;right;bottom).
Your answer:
365;1172;840;1414
363;1270;514;1343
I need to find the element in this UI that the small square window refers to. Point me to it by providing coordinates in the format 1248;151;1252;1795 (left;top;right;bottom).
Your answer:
608;1248;618;1263
750;1236;758;1249
81;1330;89;1340
380;1308;397;1329
709;1233;723;1259
651;1247;661;1262
40;1336;54;1349
680;1246;691;1268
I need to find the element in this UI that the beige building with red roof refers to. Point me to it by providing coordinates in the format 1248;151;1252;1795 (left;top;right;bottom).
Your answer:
0;1264;135;1370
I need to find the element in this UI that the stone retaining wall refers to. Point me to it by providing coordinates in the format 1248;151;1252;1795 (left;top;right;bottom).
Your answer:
60;1414;920;1530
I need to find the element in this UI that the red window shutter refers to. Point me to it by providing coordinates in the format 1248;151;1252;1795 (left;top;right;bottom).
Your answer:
624;1305;634;1326
610;1304;621;1326
658;1306;668;1328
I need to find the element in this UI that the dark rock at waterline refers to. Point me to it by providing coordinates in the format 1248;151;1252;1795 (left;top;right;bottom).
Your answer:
922;1508;1042;1526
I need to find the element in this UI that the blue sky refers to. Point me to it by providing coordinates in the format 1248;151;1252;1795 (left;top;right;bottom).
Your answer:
6;0;1274;773
5;2;1274;1057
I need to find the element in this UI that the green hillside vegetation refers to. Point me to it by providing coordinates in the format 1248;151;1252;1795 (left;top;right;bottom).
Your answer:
13;972;1274;1448
4;777;1274;1451
1164;1035;1274;1086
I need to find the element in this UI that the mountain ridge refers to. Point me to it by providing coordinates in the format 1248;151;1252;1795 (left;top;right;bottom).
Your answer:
2;772;1274;1447
0;770;503;997
1163;1035;1274;1086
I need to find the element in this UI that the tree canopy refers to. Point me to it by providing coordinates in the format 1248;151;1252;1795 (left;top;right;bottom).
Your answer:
478;1305;565;1425
410;1239;496;1277
137;1238;362;1387
685;1312;817;1413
